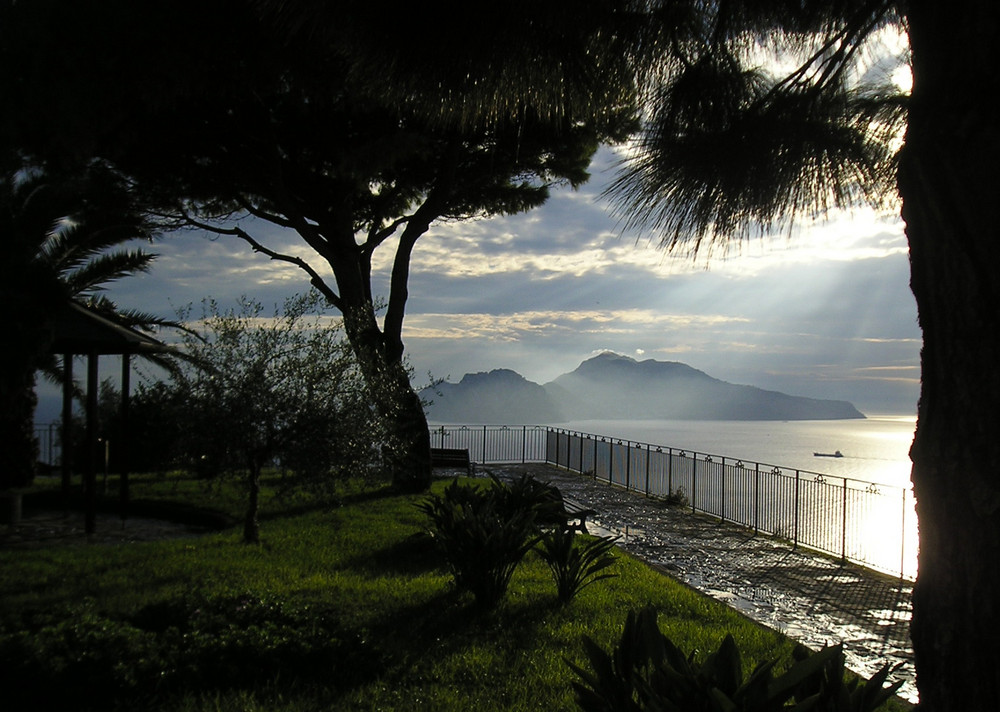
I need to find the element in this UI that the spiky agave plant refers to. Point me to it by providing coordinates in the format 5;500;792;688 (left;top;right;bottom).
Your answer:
420;479;540;611
569;607;904;711
537;525;619;603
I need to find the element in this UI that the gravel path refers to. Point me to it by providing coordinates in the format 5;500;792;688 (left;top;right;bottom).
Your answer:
486;463;917;704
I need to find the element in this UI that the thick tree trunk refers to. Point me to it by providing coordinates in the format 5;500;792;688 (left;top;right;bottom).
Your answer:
377;362;433;493
900;3;1000;710
340;302;432;492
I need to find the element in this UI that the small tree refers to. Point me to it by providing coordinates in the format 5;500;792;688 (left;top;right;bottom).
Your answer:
174;290;383;543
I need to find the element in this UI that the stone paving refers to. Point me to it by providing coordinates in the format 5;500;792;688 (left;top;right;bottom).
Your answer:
0;510;217;549
486;463;917;704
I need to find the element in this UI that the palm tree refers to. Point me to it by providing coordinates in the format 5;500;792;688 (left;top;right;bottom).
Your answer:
594;3;992;710
1;163;176;490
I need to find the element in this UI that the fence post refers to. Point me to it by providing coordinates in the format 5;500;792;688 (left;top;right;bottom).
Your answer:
645;444;651;496
668;448;673;495
793;470;800;550
721;457;726;522
754;463;760;534
841;477;848;563
691;454;697;514
625;441;631;490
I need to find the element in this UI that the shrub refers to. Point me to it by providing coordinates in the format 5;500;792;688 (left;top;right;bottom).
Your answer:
0;607;162;706
0;593;382;709
420;479;540;611
537;526;619;603
490;471;568;527
569;607;904;711
421;475;623;609
663;486;689;508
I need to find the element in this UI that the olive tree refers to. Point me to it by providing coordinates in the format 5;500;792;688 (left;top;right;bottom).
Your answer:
174;290;383;543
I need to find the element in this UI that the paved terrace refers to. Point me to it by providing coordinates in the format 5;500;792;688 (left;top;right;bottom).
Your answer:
486;463;916;704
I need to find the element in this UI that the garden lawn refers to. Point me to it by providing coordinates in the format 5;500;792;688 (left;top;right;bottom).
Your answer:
0;473;906;711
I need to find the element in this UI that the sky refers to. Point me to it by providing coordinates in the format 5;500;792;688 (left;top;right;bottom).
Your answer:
35;144;921;423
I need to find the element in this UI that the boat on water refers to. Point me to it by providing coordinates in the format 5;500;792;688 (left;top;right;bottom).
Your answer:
814;450;844;458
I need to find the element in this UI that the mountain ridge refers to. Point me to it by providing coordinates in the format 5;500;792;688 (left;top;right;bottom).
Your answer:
423;352;864;423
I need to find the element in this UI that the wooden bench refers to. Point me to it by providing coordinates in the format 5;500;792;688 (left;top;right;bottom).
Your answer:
561;496;597;534
493;473;597;533
430;447;474;476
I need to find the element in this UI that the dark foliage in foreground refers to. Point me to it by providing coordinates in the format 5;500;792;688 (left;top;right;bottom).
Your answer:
0;592;383;710
538;525;618;604
420;474;619;610
570;607;903;711
420;479;541;611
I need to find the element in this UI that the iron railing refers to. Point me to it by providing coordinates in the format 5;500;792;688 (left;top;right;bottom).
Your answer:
33;422;62;469
430;424;548;464
430;424;916;580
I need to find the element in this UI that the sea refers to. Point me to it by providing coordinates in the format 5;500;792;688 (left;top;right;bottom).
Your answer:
544;414;919;578
548;415;916;489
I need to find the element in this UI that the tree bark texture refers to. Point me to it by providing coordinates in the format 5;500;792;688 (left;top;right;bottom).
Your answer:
900;3;1000;709
340;301;432;492
314;210;435;493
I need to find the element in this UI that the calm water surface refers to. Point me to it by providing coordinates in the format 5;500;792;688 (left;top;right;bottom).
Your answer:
549;415;918;577
551;415;916;488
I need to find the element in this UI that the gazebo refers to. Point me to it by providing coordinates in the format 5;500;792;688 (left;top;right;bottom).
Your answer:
49;300;174;533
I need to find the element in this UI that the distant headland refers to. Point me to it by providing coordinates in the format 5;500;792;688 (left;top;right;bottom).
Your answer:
423;352;864;424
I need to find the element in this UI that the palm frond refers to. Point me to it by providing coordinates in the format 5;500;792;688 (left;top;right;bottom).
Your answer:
600;0;904;253
85;295;197;337
61;250;158;296
608;43;904;253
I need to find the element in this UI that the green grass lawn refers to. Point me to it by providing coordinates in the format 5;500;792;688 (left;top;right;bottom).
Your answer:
0;472;907;711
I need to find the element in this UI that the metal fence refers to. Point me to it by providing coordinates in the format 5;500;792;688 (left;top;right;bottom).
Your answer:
34;422;62;469
430;424;548;464
430;424;916;580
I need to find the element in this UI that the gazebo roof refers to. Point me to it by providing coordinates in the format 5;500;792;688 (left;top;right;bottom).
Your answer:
49;300;173;356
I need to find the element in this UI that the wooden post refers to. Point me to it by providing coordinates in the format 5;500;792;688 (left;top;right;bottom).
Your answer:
119;354;131;523
61;354;73;510
85;352;99;534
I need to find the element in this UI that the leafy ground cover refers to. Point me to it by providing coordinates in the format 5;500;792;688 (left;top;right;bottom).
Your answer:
0;473;910;711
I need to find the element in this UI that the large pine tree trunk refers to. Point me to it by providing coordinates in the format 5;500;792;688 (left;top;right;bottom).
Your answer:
340;302;432;493
376;362;433;493
900;3;1000;709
